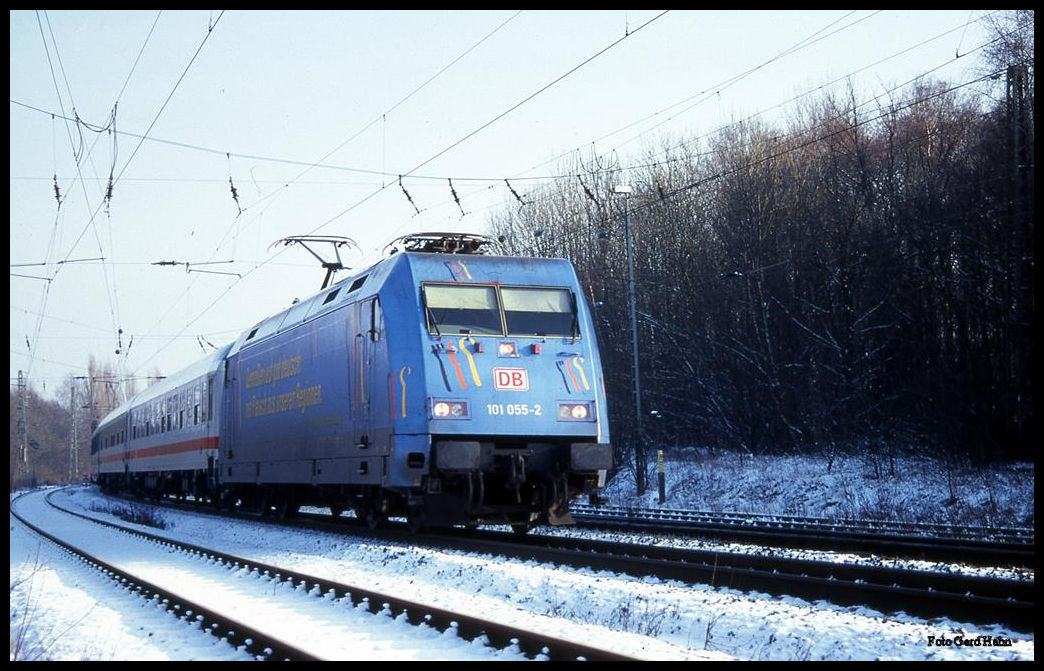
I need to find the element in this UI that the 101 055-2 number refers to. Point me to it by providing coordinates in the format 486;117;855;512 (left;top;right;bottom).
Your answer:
486;403;542;416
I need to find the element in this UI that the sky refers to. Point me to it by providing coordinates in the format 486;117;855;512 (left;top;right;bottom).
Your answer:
9;10;997;402
10;452;1033;660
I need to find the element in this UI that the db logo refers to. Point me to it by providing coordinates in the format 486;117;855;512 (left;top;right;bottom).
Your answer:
493;367;529;391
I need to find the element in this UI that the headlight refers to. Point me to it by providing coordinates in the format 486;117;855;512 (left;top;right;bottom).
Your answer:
432;399;469;419
557;402;593;421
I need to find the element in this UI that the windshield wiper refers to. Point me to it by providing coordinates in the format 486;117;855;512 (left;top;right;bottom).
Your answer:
570;293;580;339
425;304;442;337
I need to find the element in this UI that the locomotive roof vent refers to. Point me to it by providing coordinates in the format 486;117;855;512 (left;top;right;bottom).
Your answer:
386;232;505;256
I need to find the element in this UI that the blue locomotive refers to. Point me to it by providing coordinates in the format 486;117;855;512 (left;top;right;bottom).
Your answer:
92;233;612;532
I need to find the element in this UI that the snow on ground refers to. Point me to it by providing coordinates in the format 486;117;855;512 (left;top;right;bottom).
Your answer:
604;449;1034;529
9;509;254;662
10;452;1035;661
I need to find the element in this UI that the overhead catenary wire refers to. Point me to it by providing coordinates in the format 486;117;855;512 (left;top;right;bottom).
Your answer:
123;11;671;377
375;10;1000;229
113;10;163;104
651;68;1011;209
400;11;670;180
498;10;999;210
132;19;1009;383
110;11;225;192
10;13;1000;194
19;11;225;401
11;11;1011;395
121;11;528;378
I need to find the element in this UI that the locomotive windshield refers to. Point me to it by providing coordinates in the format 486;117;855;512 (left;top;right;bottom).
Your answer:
423;283;578;337
424;284;502;335
502;286;576;337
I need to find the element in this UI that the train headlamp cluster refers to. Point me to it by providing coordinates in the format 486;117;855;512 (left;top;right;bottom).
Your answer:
432;400;470;419
557;401;593;421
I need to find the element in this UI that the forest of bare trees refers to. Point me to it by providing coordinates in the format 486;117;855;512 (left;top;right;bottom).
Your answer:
490;12;1033;477
10;357;132;488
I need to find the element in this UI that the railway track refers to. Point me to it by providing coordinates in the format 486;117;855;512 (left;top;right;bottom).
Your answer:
406;527;1035;634
13;490;641;661
289;505;1034;633
570;503;1036;567
59;488;1035;635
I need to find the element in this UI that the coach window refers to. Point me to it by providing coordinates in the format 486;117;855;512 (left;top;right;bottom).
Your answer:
423;284;503;335
502;286;578;338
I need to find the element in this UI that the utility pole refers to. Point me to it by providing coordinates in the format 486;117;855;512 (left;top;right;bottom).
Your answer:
75;375;98;444
1007;63;1034;450
1008;63;1031;236
16;370;29;487
613;185;647;495
69;381;79;482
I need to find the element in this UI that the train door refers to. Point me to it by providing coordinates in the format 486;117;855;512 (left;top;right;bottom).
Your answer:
348;302;365;449
360;296;383;446
365;296;383;437
221;357;237;461
348;297;382;452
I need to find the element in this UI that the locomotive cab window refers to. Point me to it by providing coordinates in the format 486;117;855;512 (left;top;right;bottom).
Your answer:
502;286;578;338
423;284;503;335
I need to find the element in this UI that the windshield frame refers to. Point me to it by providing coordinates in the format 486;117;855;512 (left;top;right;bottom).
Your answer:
421;282;581;339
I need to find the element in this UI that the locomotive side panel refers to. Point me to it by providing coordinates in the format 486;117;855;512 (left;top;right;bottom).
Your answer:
222;263;401;493
224;304;374;485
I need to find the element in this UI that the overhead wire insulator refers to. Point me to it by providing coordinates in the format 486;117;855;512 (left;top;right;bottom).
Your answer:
227;152;242;216
104;172;115;213
505;179;526;207
229;176;242;216
399;175;421;216
577;174;598;203
449;178;466;217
